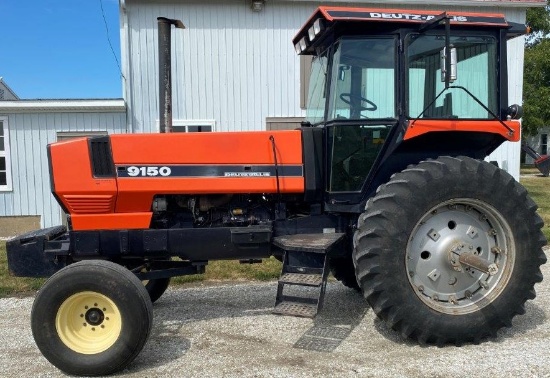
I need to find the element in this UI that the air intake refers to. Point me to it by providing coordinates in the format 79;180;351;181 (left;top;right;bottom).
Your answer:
89;136;115;177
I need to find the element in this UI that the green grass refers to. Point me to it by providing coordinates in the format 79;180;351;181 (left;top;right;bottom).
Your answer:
172;257;282;285
520;165;541;175
0;166;548;296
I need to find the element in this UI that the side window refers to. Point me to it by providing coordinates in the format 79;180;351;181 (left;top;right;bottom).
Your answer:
305;55;329;124
407;34;497;119
541;134;548;155
0;117;12;191
300;55;313;109
330;124;391;192
328;38;396;121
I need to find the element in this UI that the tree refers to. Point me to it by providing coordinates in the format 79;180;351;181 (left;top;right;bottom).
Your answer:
526;2;550;46
523;2;550;136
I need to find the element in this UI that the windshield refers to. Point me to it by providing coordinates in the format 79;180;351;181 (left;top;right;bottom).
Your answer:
328;38;397;121
407;34;497;119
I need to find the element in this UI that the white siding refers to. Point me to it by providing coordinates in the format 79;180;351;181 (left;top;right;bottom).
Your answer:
124;0;315;133
486;9;526;180
0;111;127;227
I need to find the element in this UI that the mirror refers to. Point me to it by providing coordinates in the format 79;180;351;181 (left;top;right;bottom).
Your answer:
338;65;350;81
440;46;457;83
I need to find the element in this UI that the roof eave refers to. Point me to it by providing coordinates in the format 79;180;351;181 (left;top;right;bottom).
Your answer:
283;0;547;7
0;99;126;114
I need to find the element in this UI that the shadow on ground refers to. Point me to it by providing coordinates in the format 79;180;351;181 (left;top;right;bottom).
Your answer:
123;282;368;373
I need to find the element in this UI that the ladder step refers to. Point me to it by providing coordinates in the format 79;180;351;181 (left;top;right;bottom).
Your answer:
273;301;318;318
279;273;323;287
273;233;345;253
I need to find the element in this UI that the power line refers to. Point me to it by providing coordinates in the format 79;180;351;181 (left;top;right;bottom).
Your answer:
99;0;125;80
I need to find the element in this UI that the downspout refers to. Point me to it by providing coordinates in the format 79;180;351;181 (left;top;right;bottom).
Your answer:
119;0;132;133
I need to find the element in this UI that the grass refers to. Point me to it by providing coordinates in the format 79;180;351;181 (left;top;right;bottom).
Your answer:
0;165;548;297
172;257;282;285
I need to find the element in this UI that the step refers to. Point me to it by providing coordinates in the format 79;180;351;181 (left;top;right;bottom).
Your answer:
273;301;318;318
273;233;345;254
279;273;323;287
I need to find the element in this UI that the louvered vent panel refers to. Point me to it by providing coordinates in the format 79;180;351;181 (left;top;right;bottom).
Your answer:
64;195;115;214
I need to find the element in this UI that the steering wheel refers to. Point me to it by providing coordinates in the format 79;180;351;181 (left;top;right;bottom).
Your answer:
339;93;377;112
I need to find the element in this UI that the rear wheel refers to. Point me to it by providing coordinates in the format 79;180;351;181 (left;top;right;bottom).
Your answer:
353;156;546;344
31;260;153;376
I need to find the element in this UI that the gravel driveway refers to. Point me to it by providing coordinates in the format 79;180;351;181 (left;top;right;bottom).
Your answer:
1;258;549;377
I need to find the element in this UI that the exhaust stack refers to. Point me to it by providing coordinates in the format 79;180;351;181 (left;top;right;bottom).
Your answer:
157;17;185;133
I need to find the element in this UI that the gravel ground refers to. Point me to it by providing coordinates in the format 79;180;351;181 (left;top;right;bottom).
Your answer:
1;260;549;377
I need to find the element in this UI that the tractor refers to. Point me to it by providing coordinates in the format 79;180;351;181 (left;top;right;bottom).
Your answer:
7;6;546;376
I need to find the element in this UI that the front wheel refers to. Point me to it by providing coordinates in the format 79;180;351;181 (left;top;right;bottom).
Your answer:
353;156;546;344
31;260;153;376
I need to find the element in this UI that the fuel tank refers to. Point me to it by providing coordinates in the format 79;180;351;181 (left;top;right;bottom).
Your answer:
48;130;305;230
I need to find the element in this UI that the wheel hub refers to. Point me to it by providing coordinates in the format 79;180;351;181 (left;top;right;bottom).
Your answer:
85;308;105;326
55;291;122;354
406;199;514;315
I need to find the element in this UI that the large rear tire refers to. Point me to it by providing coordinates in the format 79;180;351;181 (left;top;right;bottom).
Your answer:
353;156;546;344
31;260;153;376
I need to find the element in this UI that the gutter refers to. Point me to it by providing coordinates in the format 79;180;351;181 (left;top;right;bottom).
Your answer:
0;99;126;114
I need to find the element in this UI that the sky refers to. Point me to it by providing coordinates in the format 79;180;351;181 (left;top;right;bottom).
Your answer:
0;0;122;99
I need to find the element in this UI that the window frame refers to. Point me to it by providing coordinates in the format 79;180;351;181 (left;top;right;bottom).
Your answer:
327;36;398;122
155;119;216;133
0;116;12;192
541;133;548;156
405;32;499;120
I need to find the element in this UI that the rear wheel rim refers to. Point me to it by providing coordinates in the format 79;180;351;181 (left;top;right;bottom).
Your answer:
406;198;515;315
55;291;122;354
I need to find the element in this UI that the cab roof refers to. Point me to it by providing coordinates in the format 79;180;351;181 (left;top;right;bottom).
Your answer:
293;6;527;54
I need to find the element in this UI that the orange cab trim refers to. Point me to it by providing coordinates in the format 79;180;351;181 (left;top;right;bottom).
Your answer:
404;119;520;142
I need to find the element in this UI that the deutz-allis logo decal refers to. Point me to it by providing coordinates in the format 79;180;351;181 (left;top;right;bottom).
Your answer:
224;172;271;177
367;12;468;22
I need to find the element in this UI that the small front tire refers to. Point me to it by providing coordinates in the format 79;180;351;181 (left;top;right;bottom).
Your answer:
31;260;153;376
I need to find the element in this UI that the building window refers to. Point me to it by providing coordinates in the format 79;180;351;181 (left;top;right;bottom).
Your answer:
56;131;109;142
156;120;215;133
0;117;12;191
541;134;548;156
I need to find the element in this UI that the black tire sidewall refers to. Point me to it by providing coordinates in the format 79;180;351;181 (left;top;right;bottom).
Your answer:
31;261;153;376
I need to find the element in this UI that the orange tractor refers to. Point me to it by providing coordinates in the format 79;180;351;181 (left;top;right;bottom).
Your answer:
7;6;546;376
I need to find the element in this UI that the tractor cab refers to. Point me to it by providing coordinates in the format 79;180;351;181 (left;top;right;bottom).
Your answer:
293;7;527;212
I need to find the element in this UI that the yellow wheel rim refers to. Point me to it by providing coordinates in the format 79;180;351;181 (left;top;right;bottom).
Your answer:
55;291;122;355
